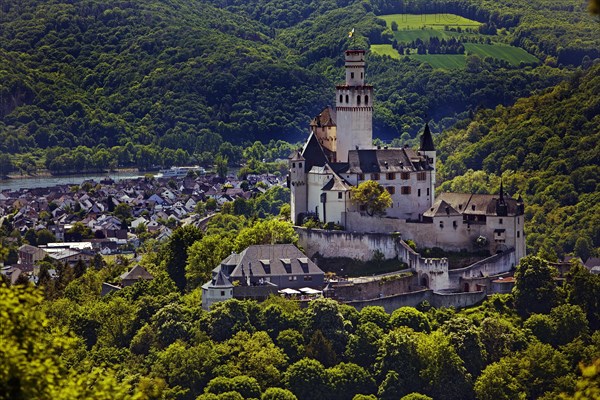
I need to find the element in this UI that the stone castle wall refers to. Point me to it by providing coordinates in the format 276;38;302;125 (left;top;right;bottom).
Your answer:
345;289;487;313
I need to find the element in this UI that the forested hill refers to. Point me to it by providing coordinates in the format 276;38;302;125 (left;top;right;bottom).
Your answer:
436;63;600;258
0;0;598;164
0;0;331;150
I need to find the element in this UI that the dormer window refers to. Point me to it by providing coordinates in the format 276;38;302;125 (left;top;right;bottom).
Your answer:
281;258;292;273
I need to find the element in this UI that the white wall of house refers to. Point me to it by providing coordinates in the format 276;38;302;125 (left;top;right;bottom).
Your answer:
202;287;233;310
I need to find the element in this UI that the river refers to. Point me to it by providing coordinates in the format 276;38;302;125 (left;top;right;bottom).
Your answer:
0;171;149;192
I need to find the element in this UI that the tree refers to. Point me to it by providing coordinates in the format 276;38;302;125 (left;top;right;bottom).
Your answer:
284;358;328;400
574;236;593;262
152;341;218;399
513;256;560;317
205;376;262;399
358;306;390;330
417;331;473;400
374;327;424;397
389;307;431;332
327;362;376;400
162;225;203;292
185;234;233;290
400;395;433;400
208;299;258;342
305;330;337;367
215;154;228;178
234;219;298;252
262;387;298;400
474;358;526;400
565;262;600;330
0;285;139;399
36;229;56;245
113;203;132;222
350;180;392;217
345;322;383;370
441;316;487;377
0;153;13;177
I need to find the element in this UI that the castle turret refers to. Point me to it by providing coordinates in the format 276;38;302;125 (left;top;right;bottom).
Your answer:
335;49;373;162
419;122;436;206
289;150;307;224
496;180;508;217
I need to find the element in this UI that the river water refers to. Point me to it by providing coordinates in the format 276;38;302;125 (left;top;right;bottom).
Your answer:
0;171;149;192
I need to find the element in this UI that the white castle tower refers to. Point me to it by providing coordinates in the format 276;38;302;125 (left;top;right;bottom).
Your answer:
335;49;373;162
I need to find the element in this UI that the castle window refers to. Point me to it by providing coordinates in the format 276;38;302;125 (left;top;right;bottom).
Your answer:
365;95;369;104
299;163;302;168
357;95;361;105
292;163;296;168
340;94;343;103
338;192;342;199
499;218;503;224
453;220;457;228
517;231;520;238
370;173;380;180
401;172;410;180
221;291;225;297
417;172;427;181
439;221;444;229
386;186;395;195
358;173;365;180
304;275;313;281
386;173;395;180
361;72;364;79
345;94;349;103
418;188;421;197
427;188;430;196
351;72;354;79
401;186;411;195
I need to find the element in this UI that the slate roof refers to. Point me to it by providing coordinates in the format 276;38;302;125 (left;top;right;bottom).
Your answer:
310;106;336;127
434;193;522;216
120;265;154;281
347;148;432;174
300;132;329;172
322;169;352;191
419;123;435;152
422;199;461;218
228;244;324;280
203;269;234;289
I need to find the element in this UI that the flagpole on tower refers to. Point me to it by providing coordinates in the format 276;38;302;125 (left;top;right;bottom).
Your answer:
348;27;355;47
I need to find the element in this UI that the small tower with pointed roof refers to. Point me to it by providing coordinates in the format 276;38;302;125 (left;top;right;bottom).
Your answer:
419;122;436;207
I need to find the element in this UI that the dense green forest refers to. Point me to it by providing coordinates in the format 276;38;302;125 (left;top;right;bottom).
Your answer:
436;63;600;259
2;242;600;399
1;0;598;168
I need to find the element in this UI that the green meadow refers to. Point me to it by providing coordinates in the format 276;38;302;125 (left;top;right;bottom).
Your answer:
379;13;481;30
409;54;467;69
371;44;401;59
371;14;539;70
392;29;461;43
464;43;539;66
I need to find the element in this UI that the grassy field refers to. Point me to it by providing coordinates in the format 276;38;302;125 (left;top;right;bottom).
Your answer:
410;54;466;69
465;43;539;66
371;44;401;59
380;13;481;30
392;29;461;43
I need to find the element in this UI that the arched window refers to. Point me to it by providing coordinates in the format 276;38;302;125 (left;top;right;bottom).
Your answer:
357;95;361;105
365;95;369;105
339;94;343;103
345;94;349;103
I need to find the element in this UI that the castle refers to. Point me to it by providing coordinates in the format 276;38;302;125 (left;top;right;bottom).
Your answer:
289;49;526;263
